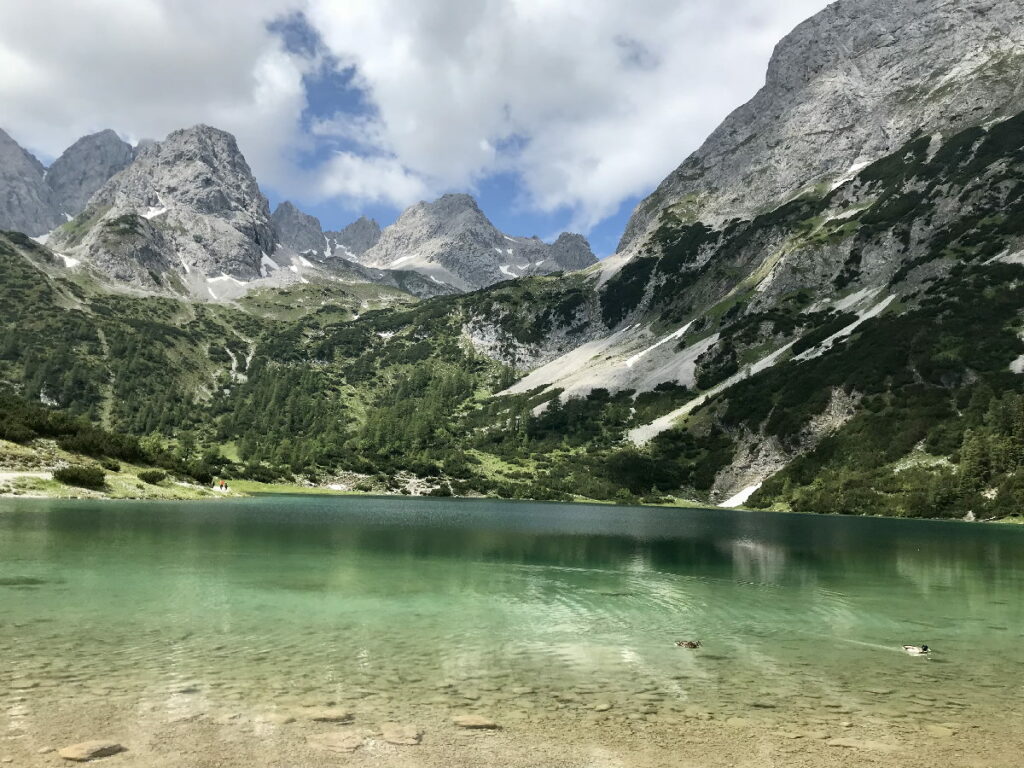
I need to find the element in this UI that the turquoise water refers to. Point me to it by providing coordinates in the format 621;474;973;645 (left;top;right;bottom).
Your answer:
1;495;1023;759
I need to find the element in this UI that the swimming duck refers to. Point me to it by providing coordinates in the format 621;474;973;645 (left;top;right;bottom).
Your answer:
676;640;702;649
902;644;930;655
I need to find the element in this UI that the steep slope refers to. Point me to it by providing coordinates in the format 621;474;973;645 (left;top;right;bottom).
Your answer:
0;129;62;236
358;193;597;290
618;0;1024;253
48;125;276;290
272;201;328;256
45;130;134;219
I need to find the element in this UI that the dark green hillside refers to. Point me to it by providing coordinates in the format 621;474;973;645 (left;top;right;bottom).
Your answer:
2;109;1024;516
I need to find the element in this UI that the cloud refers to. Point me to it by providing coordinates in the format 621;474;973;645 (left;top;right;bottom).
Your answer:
315;151;429;206
0;0;309;188
305;0;832;228
0;0;832;235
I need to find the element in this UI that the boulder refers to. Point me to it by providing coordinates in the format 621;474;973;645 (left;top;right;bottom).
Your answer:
57;741;126;761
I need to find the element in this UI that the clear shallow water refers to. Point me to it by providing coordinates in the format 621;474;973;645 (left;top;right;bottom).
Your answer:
1;495;1023;748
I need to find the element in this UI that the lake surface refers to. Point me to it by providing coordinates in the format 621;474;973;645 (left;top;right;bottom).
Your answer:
1;495;1023;767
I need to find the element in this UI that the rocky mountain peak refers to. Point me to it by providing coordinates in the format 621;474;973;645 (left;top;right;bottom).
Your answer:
549;232;597;271
49;123;275;289
0;128;62;236
327;215;381;258
618;0;1024;253
359;193;596;290
272;201;326;256
46;129;134;217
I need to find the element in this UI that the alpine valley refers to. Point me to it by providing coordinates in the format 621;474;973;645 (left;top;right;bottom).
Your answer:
2;0;1024;520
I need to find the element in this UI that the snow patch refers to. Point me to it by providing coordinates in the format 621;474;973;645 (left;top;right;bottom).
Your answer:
494;247;503;253
297;255;315;268
624;321;694;369
628;342;795;445
31;233;50;246
288;264;298;273
795;294;896;361
261;253;278;274
54;252;80;268
208;273;245;286
499;264;516;278
503;235;515;242
429;275;445;285
830;160;871;191
142;206;167;220
720;483;762;508
390;254;417;267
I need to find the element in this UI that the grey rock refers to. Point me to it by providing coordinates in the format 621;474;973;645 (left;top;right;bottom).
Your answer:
272;201;327;256
49;124;275;289
0;128;61;236
549;232;597;271
46;130;133;218
380;722;423;745
306;707;354;723
452;714;499;729
619;0;1024;252
57;741;126;761
327;215;381;257
358;193;596;290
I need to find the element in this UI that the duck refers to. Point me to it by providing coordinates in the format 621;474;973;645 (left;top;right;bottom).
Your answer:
902;644;930;656
675;640;702;649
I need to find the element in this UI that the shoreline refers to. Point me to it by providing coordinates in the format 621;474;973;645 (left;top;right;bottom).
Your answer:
1;476;1020;525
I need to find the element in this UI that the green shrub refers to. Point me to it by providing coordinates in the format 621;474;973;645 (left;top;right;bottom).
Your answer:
54;464;106;489
138;469;167;485
100;458;121;472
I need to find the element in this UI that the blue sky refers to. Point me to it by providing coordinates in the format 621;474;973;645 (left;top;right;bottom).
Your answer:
0;0;831;259
261;10;642;255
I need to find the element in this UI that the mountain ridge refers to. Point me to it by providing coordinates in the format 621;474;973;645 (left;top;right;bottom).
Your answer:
618;0;1024;254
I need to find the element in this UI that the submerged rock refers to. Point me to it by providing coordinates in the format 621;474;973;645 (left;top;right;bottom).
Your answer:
452;714;500;729
57;741;126;761
380;723;423;745
307;708;354;723
308;732;363;754
826;737;900;753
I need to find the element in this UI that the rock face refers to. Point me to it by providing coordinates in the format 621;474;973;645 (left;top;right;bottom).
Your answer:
272;201;328;256
49;124;275;288
0;128;62;236
46;130;134;218
358;193;597;290
327;216;381;258
618;0;1024;252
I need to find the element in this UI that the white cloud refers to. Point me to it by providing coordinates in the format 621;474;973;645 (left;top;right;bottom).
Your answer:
0;0;832;235
315;151;429;206
0;0;309;188
305;0;832;229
